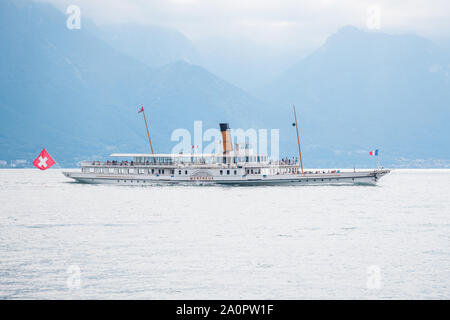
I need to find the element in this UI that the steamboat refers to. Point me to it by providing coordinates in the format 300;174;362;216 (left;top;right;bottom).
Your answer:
63;107;390;185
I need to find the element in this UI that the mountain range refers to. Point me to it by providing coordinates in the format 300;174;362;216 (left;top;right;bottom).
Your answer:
0;0;266;166
260;26;450;167
1;0;449;168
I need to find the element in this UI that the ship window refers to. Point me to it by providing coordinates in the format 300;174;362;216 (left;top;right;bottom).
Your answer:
170;170;174;174
220;170;223;175
89;168;94;173
129;168;135;174
109;168;114;174
151;169;154;174
234;170;237;175
251;169;254;174
227;170;230;175
185;170;188;175
162;169;165;174
179;170;182;175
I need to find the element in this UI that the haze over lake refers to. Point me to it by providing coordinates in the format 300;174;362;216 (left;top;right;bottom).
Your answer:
1;169;448;299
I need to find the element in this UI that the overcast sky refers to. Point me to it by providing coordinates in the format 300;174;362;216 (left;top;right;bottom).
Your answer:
40;0;450;53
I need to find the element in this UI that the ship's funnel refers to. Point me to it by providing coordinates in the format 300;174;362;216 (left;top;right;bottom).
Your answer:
219;123;233;154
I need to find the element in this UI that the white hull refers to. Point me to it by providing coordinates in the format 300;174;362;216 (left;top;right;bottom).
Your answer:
63;170;390;186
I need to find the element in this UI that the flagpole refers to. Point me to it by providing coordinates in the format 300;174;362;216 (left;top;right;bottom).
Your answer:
293;105;304;174
377;150;380;169
140;106;154;155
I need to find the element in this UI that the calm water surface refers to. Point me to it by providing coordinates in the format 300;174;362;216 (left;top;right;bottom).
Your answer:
0;169;449;299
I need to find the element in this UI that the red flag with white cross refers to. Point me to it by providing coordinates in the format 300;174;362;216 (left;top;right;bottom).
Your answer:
33;148;55;170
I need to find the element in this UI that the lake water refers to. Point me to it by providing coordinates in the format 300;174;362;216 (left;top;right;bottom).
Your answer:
0;169;449;299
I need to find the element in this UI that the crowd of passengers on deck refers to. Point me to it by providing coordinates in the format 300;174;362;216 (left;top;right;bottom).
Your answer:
91;157;300;166
88;159;340;175
91;160;137;166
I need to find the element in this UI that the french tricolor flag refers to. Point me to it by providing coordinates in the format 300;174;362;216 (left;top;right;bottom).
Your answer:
369;149;379;156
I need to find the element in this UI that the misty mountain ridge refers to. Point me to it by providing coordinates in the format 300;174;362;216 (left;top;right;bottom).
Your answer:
259;25;450;167
0;0;266;166
95;24;200;67
1;1;449;168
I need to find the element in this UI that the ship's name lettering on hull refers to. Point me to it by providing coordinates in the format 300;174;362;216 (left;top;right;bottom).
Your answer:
190;176;213;181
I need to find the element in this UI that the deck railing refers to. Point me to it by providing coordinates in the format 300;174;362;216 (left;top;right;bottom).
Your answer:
80;161;300;168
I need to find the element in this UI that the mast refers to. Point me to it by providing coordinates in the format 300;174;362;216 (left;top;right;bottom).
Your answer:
293;105;304;174
140;106;154;154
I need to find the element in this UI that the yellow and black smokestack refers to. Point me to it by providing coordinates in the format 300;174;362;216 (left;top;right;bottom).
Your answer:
219;123;233;154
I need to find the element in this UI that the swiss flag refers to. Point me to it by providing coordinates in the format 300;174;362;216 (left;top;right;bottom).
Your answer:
33;148;55;170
